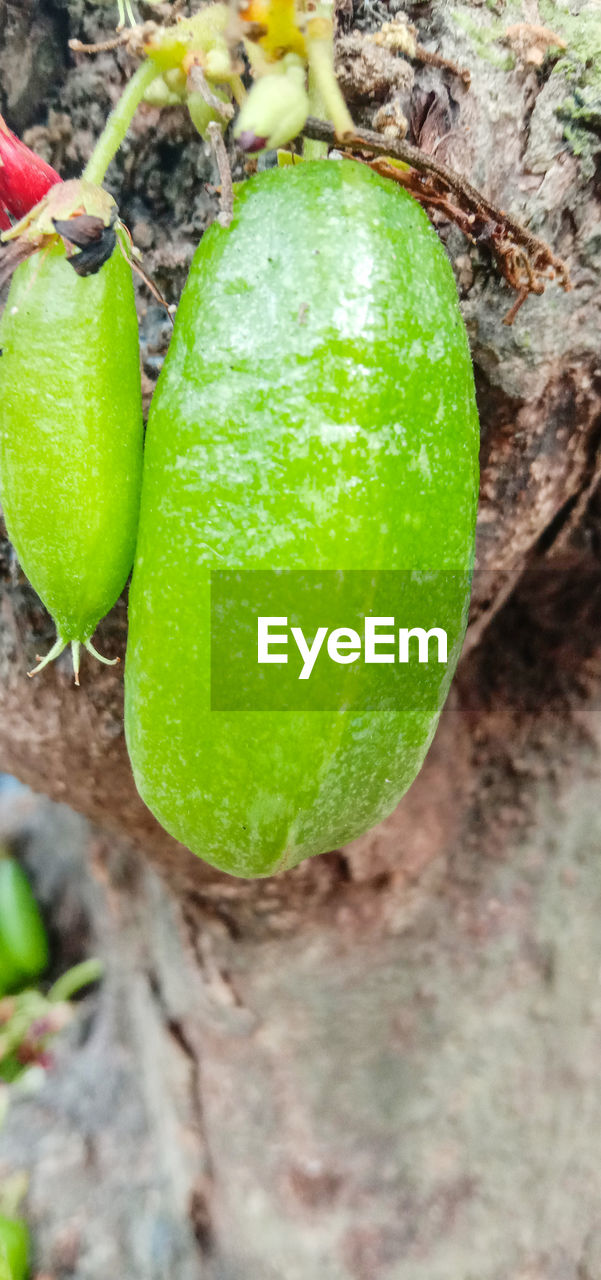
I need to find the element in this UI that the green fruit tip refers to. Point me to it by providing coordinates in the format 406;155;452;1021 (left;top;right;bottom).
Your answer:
27;636;119;685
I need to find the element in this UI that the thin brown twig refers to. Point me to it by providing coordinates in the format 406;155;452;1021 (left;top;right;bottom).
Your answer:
187;65;235;121
128;250;175;319
69;21;158;59
305;117;566;276
117;223;174;320
303;116;570;322
502;287;530;326
413;43;471;87
69;34;131;54
207;122;234;227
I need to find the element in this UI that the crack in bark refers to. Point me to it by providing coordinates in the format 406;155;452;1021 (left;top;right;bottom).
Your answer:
537;399;601;560
145;965;217;1259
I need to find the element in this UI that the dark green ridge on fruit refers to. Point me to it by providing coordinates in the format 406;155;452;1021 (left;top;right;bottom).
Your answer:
125;159;479;878
0;932;23;998
0;243;143;648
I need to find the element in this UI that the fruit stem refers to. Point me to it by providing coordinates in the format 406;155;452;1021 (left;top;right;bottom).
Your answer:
83;59;161;185
304;66;327;159
303;0;331;159
305;13;353;141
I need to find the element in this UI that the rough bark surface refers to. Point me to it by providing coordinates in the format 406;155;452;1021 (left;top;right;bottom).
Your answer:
0;0;601;1275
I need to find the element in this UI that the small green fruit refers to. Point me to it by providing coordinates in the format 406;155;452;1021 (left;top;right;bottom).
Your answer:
0;858;48;983
0;239;143;679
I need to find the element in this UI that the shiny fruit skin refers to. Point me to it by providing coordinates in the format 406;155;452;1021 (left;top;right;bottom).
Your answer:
125;160;479;877
0;243;143;646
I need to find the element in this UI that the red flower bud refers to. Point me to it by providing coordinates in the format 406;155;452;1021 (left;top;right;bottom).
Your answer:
0;114;61;223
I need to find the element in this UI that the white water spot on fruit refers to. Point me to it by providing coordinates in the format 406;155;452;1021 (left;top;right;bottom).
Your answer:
419;444;432;479
426;331;446;362
319;419;361;444
409;337;424;360
332;251;375;339
406;443;432;479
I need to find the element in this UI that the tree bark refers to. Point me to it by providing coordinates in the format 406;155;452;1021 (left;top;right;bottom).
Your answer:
1;0;601;1275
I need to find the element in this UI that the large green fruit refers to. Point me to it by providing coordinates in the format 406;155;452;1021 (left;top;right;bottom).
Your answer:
125;159;479;878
